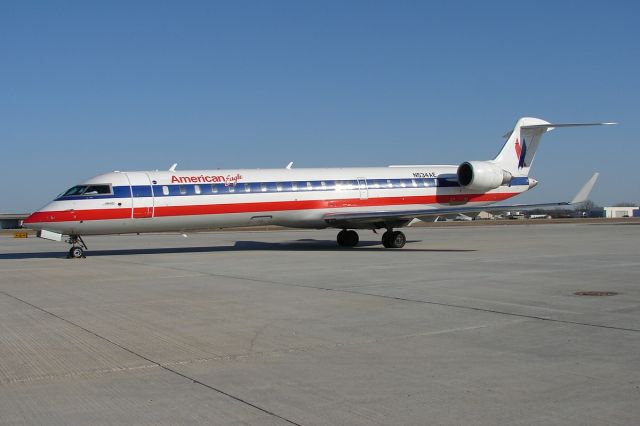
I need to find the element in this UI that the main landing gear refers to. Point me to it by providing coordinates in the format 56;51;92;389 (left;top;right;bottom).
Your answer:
337;229;359;247
381;230;406;249
66;235;87;259
336;229;406;249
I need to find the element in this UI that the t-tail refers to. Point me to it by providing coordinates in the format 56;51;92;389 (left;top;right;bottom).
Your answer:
491;117;616;177
456;117;614;192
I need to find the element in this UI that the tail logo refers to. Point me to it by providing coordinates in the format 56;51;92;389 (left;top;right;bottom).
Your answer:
514;138;528;169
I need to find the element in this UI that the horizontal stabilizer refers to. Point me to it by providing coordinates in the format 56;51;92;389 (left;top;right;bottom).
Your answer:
502;121;616;139
521;122;617;131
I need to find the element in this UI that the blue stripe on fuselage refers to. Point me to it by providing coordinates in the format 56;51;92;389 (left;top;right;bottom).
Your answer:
54;176;529;200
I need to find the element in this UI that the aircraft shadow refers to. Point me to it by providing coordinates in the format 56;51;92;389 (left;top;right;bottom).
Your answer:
0;239;476;260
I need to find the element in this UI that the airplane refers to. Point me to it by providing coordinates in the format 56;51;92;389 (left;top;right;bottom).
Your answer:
23;117;614;258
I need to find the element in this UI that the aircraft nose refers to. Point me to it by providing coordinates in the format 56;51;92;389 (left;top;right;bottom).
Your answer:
23;212;39;227
23;210;48;229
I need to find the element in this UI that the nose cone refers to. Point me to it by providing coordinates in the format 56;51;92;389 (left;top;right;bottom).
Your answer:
528;178;539;189
23;212;43;229
23;209;53;230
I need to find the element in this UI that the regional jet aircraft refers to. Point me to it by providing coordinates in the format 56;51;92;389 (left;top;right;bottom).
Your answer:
24;117;613;257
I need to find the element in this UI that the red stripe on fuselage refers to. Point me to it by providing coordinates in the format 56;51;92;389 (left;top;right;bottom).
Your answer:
25;192;518;223
24;208;132;223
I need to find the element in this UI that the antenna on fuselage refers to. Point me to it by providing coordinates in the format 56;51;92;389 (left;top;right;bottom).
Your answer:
169;163;178;172
286;161;293;169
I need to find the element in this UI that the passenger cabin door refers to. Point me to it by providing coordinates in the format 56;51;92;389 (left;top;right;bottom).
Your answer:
125;172;154;219
356;178;368;200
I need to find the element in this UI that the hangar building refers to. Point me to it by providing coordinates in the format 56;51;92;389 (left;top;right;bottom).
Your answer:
604;206;639;218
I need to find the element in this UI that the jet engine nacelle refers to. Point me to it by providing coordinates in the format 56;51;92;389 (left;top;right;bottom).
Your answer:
457;161;512;191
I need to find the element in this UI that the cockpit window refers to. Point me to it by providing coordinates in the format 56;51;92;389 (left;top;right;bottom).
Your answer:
62;185;88;196
62;184;112;197
84;185;112;195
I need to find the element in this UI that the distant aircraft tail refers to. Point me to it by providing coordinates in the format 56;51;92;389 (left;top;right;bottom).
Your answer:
491;117;615;176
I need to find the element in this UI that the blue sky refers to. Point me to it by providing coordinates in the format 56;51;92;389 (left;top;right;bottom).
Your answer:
1;1;638;212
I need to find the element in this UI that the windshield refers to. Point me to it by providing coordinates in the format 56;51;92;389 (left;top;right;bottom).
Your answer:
62;185;88;196
61;184;112;197
84;185;112;195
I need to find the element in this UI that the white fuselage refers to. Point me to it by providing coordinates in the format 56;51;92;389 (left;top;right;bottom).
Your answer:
24;166;530;235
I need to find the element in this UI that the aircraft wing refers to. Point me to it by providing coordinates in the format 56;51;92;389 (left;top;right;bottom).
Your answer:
324;173;599;228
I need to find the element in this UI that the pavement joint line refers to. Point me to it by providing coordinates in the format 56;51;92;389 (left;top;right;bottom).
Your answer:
118;260;640;334
0;290;303;426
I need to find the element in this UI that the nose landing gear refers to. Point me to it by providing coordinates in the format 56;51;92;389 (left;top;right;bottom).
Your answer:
66;235;87;258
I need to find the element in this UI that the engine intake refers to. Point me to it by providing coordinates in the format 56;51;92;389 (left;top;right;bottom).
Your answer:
457;161;512;191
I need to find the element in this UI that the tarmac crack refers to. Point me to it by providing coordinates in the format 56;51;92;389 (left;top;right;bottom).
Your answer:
0;290;302;426
117;260;640;334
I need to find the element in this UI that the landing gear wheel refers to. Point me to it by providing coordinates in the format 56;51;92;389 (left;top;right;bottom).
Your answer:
382;230;406;248
66;235;88;258
382;231;392;248
337;230;359;247
69;247;84;258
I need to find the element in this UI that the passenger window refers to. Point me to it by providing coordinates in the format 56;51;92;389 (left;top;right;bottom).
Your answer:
411;179;418;187
194;185;201;194
260;183;268;192
162;186;169;195
400;180;406;188
244;184;251;192
276;183;283;192
338;180;352;190
211;184;218;194
386;179;393;188
227;185;235;193
423;179;430;187
179;185;187;195
320;181;327;189
291;182;298;191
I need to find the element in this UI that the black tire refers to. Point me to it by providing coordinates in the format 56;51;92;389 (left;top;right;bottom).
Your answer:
337;230;359;247
389;231;406;248
337;230;347;246
345;230;359;246
382;231;392;248
69;247;84;258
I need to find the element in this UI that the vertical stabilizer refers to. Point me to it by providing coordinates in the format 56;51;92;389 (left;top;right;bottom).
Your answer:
491;117;551;177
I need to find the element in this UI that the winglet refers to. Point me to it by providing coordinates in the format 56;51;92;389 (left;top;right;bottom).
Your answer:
169;163;178;172
286;161;293;169
571;173;599;204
